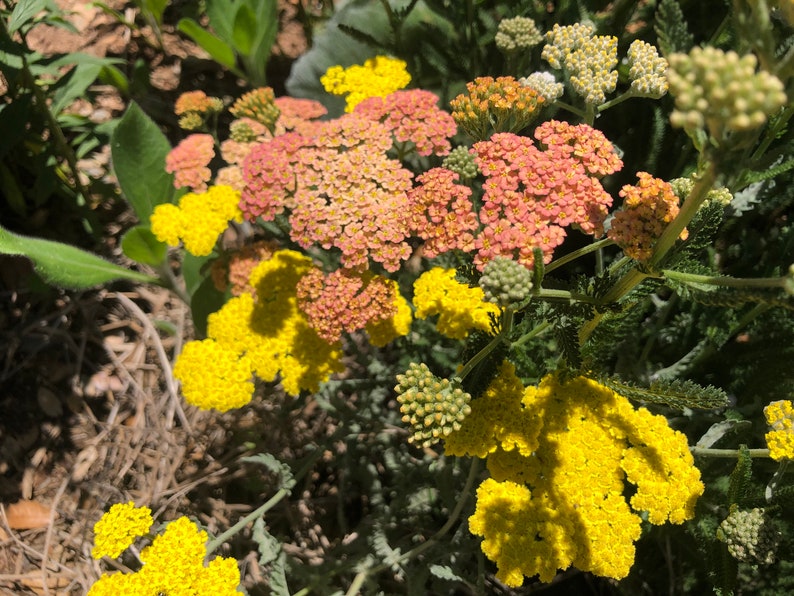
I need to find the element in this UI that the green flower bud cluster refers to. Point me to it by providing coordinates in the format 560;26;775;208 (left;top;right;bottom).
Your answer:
626;40;668;98
717;506;779;565
519;72;564;103
229;119;262;143
495;16;543;53
395;362;472;448
669;177;733;207
479;257;533;307
667;47;788;138
178;112;205;131
541;23;618;105
442;146;479;180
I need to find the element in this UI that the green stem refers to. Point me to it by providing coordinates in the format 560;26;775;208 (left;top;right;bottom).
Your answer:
344;458;481;596
535;288;601;304
511;320;551;348
553;99;587;120
205;448;324;554
596;89;640;114
579;159;720;344
205;486;291;554
545;238;615;274
690;447;770;458
457;308;513;381
648;159;719;270
662;269;790;290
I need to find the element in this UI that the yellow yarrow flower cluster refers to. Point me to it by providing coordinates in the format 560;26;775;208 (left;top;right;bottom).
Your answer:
321;55;411;112
365;279;413;347
764;399;794;460
88;516;240;596
412;268;500;340
150;185;243;257
91;501;153;559
174;250;345;410
446;362;704;586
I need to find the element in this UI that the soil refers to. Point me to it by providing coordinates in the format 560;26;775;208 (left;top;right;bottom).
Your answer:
0;2;321;594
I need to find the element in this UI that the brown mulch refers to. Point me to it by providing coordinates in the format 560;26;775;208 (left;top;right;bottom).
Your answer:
0;2;321;594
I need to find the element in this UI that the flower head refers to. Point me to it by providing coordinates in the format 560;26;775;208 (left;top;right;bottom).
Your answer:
442;146;479;180
667;47;787;139
230;87;280;131
495;16;543;53
718;506;779;565
470;123;621;270
91;502;153;559
88;515;240;596
447;367;704;586
175;90;224;130
519;72;564;103
542;23;618;105
450;76;544;140
150;185;243;257
173;338;255;411
296;267;398;344
321;56;411;112
478;256;533;307
412;268;499;340
242;114;415;271
354;89;457;156
608;172;687;262
165;133;215;192
626;40;668;98
407;167;478;258
764;399;794;460
395;362;472;447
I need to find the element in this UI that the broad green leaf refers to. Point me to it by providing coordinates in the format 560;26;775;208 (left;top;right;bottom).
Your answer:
177;18;236;70
231;4;257;56
0;224;158;289
121;225;167;266
204;0;235;43
111;101;175;222
189;274;226;338
181;251;211;298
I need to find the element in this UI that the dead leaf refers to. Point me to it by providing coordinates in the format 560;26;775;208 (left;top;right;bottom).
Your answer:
4;500;53;530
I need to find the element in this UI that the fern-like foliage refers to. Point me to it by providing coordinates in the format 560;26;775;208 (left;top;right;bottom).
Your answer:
593;374;729;410
654;0;694;56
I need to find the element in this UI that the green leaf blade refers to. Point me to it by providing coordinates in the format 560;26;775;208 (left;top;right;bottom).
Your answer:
0;225;158;289
111;101;175;222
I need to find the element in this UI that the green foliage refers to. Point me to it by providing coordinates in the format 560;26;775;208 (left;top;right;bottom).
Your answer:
654;0;695;56
0;223;158;288
594;374;729;410
111;101;176;223
0;0;128;226
177;0;278;86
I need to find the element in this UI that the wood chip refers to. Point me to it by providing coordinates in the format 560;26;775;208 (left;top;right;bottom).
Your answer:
3;500;54;530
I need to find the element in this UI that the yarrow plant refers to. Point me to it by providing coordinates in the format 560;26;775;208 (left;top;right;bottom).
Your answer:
89;506;240;596
80;2;794;593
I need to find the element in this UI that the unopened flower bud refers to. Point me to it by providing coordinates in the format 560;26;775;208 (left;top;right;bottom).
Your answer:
395;363;472;447
479;257;533;306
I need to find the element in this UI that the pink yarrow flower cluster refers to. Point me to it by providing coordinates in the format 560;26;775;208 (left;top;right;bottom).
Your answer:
242;113;417;271
470;120;623;270
354;89;458;156
165;133;215;192
296;268;398;343
407;168;478;257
